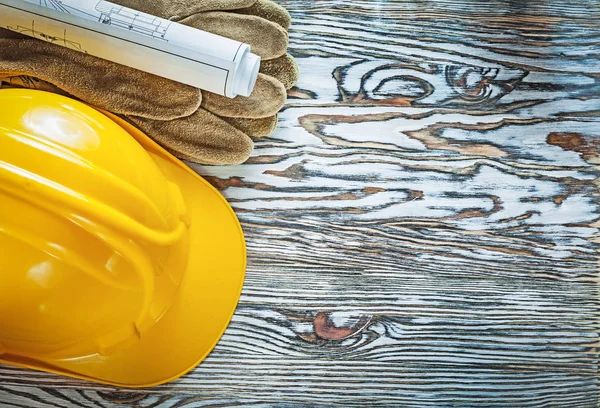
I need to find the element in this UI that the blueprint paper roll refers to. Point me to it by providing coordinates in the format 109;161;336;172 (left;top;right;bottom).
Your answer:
0;0;261;98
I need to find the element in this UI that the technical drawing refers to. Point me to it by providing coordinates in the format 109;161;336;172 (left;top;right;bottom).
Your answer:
6;20;87;52
95;1;171;40
29;0;171;41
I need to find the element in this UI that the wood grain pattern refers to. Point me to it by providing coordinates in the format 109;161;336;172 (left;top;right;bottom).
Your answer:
1;0;599;406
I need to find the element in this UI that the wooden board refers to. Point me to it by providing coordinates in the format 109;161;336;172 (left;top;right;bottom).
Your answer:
1;0;599;406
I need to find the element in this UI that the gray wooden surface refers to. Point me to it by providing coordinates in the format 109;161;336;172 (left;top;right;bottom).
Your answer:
1;0;600;406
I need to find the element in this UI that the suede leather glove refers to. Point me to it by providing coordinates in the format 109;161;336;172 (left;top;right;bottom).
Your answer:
0;0;298;165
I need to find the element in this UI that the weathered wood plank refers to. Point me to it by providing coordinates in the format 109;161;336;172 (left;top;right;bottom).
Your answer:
1;0;599;406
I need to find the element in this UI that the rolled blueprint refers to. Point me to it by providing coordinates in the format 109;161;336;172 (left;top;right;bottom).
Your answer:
0;0;261;98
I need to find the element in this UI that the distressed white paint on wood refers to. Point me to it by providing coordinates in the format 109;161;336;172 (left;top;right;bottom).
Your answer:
1;0;599;407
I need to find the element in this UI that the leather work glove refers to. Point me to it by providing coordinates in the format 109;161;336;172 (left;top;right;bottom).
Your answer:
0;0;299;165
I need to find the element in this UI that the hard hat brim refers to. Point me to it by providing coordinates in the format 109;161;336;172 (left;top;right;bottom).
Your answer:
0;110;247;387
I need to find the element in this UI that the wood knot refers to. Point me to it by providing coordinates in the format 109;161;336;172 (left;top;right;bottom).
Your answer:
445;66;495;102
313;312;372;340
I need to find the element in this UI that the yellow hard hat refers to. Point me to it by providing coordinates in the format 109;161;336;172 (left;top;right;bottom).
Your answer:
0;89;246;387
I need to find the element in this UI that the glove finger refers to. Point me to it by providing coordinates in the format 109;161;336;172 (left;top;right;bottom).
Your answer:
202;73;286;119
235;0;292;30
112;0;257;20
0;37;201;120
126;109;254;165
180;12;288;60
220;115;278;137
260;54;299;90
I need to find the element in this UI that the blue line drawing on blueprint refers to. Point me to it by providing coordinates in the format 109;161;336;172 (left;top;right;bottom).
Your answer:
33;0;172;40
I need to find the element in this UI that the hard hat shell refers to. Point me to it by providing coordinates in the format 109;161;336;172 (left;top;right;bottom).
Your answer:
0;89;246;387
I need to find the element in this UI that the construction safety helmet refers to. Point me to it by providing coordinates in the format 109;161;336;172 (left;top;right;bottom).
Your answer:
0;89;246;387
